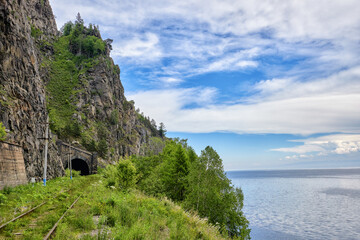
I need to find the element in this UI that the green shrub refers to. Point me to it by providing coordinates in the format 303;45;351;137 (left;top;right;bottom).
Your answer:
106;197;116;207
65;169;80;177
116;159;137;191
2;185;12;195
110;110;119;125
0;193;7;204
105;214;116;227
102;164;117;188
97;139;108;158
31;24;42;38
0;122;6;141
81;131;97;152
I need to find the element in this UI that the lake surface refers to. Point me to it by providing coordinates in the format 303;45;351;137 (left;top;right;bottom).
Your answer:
227;168;360;240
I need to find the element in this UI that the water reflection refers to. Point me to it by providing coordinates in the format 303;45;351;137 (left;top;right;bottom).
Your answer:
229;168;360;240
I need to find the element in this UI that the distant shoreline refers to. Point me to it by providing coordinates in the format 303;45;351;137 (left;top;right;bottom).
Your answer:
226;166;360;172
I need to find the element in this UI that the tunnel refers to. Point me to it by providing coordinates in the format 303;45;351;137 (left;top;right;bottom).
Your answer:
66;158;90;176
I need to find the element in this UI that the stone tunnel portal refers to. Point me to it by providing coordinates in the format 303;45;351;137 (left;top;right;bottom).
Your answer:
66;158;90;176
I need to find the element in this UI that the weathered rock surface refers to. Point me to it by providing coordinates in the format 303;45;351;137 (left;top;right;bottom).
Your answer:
0;0;158;181
0;0;62;180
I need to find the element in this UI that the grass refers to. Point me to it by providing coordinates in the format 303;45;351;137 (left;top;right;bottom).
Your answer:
0;175;97;239
0;174;228;240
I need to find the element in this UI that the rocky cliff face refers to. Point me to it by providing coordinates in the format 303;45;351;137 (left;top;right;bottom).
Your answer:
0;0;159;181
0;0;62;180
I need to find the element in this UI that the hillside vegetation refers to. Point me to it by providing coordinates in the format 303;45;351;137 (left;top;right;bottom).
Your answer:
43;14;162;160
0;138;250;239
104;138;251;239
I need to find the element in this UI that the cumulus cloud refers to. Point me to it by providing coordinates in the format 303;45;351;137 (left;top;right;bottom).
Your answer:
251;66;360;102
128;66;360;135
273;134;360;160
50;0;360;83
112;33;162;61
50;0;360;137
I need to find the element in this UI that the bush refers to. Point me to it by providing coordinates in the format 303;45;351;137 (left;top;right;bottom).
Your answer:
116;159;137;191
110;110;119;125
2;185;12;195
65;169;81;177
0;122;6;141
31;24;42;38
0;193;7;205
102;164;117;188
97;139;108;158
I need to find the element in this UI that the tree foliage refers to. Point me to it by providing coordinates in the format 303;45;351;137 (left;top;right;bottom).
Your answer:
130;140;250;239
75;12;84;26
136;112;159;137
97;139;108;158
102;159;137;191
185;146;250;238
159;122;166;138
48;15;107;142
116;159;137;191
60;21;73;36
59;15;105;58
161;144;189;201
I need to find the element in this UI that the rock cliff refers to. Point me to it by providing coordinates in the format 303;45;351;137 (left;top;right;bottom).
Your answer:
0;0;161;181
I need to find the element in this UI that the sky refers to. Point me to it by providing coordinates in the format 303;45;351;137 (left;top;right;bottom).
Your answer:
49;0;360;170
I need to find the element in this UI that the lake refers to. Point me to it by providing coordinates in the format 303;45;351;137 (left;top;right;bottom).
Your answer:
227;168;360;240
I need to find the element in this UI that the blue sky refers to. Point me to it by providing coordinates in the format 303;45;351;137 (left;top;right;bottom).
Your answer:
50;0;360;170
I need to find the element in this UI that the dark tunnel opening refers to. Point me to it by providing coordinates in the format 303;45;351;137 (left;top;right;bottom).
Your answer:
65;158;90;176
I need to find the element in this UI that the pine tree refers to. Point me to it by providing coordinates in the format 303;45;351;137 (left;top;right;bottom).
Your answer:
159;122;166;138
75;12;84;26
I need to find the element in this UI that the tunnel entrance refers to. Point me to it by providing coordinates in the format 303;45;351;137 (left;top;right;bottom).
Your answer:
66;158;90;176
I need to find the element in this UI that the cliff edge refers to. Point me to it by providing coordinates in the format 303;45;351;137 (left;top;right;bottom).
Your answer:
0;0;162;180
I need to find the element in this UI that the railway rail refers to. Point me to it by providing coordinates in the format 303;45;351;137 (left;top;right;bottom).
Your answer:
43;195;81;240
0;190;83;239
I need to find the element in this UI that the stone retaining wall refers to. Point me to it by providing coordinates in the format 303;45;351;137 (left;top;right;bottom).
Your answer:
0;141;27;190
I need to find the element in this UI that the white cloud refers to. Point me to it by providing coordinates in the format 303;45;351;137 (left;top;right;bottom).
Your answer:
273;134;360;159
50;0;360;83
158;77;183;87
251;66;360;102
111;33;162;61
127;65;360;135
127;74;360;135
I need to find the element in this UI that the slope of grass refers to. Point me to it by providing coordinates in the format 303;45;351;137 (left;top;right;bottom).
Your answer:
55;179;228;239
0;175;228;240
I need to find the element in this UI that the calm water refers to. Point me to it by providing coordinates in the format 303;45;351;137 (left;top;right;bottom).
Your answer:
227;168;360;240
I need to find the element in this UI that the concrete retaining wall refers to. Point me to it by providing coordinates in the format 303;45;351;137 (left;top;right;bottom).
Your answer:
0;141;27;190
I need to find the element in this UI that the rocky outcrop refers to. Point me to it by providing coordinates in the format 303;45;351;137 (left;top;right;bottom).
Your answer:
0;0;62;180
77;56;152;158
0;0;159;181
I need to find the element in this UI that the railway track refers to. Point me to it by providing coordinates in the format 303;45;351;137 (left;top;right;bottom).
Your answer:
0;189;83;239
0;189;71;231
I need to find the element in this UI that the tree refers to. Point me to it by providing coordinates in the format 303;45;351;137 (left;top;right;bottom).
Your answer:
88;139;97;152
150;119;157;129
0;122;6;141
159;122;166;138
185;146;250;239
159;143;190;201
61;21;73;36
98;139;108;158
187;147;197;164
75;12;84;26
